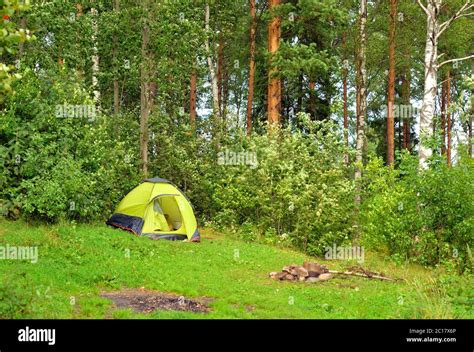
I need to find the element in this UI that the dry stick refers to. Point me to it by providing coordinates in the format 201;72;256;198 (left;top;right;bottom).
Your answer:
328;270;402;282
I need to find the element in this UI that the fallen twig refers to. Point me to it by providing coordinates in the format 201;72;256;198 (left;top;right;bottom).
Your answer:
328;270;402;282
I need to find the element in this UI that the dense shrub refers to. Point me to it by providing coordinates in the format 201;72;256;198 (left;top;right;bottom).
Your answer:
361;152;474;272
148;113;355;256
214;117;355;256
0;67;140;221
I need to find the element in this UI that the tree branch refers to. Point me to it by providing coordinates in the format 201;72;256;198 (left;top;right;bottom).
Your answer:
438;1;474;38
328;270;401;282
417;0;430;16
438;55;474;68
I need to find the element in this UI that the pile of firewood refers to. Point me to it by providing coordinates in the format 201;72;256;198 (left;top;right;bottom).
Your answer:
269;262;333;282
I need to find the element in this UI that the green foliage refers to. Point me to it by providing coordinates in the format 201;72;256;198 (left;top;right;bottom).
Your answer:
362;152;474;272
219;117;354;257
0;67;140;221
0;0;34;100
148;113;354;256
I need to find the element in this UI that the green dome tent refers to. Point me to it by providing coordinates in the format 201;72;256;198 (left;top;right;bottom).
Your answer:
106;178;200;242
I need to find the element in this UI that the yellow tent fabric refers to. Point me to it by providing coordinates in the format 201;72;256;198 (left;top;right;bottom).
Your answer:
106;178;200;242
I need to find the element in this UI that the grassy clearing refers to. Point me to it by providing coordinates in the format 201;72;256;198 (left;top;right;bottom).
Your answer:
0;219;472;319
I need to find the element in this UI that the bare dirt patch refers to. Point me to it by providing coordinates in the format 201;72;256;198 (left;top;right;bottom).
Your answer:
101;288;212;314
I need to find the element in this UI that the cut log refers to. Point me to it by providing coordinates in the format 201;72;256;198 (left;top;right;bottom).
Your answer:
318;273;333;281
290;265;299;276
282;266;298;276
270;272;288;280
303;262;328;277
296;267;309;279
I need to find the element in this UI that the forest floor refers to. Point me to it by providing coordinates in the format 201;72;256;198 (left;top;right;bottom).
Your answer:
0;219;472;319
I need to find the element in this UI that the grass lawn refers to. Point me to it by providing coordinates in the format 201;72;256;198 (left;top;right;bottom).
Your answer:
0;219;472;319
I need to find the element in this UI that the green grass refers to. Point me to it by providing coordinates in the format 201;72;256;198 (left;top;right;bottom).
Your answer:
0;218;472;319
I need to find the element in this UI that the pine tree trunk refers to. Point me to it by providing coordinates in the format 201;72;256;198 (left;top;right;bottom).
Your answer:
309;81;316;119
222;68;229;121
18;18;26;59
246;0;256;135
297;74;303;114
441;76;446;155
387;0;397;166
267;0;281;126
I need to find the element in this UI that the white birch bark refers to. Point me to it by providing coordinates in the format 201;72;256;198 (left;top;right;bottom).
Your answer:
205;3;221;121
355;0;367;204
418;0;473;168
418;0;440;169
91;7;100;109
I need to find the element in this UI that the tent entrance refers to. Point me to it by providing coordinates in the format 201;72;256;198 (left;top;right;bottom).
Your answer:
142;195;185;234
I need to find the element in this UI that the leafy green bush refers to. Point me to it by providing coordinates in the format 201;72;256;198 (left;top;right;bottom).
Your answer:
0;67;140;221
146;113;355;255
362;152;474;272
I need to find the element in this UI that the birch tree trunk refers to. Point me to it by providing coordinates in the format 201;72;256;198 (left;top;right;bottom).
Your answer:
140;3;151;176
75;4;84;81
113;0;120;115
342;33;349;165
470;60;473;157
246;0;256;135
355;0;367;205
217;33;224;115
417;0;474;167
418;0;440;169
91;6;100;109
205;4;221;121
446;70;452;166
402;70;411;150
190;66;197;126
